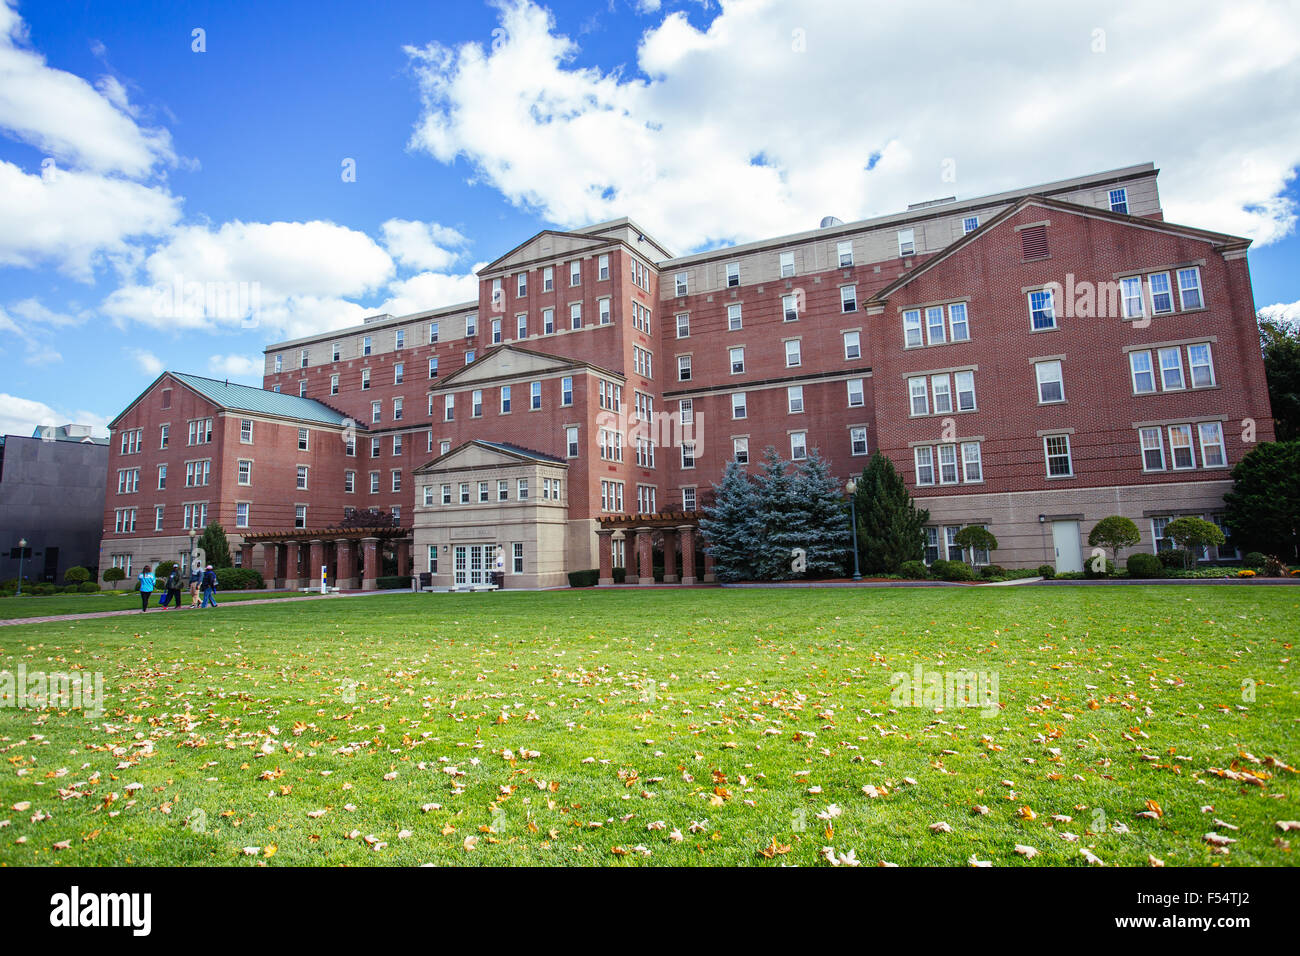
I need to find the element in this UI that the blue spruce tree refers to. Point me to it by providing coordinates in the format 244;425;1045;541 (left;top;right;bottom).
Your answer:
698;459;763;581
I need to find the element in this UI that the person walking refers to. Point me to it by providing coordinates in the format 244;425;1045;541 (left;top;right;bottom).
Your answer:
165;566;183;610
189;564;202;608
200;564;219;608
137;565;156;612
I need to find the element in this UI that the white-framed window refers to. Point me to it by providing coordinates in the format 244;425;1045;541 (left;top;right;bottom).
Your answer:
677;354;692;381
157;463;167;489
1198;422;1227;468
1035;360;1064;403
931;374;952;414
298;380;307;398
681;441;697;469
569;259;581;286
517;272;527;297
926;306;945;345
837;240;854;267
444;394;455;421
428;322;439;343
160;424;170;449
948;302;970;341
491;317;502;343
937;444;959;484
729;346;745;374
1169;424;1195;469
542;266;553;292
790;431;807;460
370;437;381;458
779;251;795;277
733;392;749;419
727;303;743;331
733;437;749;464
274;354;283;373
570;302;583;330
782;294;799;323
1158;347;1185;390
682;486;697;511
299;348;309;368
345;470;356;493
909;377;929;416
679;399;693;425
238;459;252;485
465;314;477;337
471;390;483;418
1139;426;1165;471
235;503;249;528
676;313;690;338
512;542;524;574
914;446;935;485
903;309;923;348
675;272;688;297
497;478;509;503
787;386;803;414
500;385;512;414
1043;434;1073;477
297;465;309;489
961;441;983;482
1028;289;1056;330
566;425;579;458
530;380;542;410
843;330;861;360
784;339;801;367
361;368;371;390
847;378;865;408
897;228;915;257
393;471;402;493
962;215;979;234
298;427;309;451
850;426;868;456
459;482;470;503
464;350;475;364
392;434;403;456
726;262;740;287
1121;276;1144;319
516;313;528;339
295;505;307;529
1177;267;1203;310
1148;272;1173;314
371;400;381;423
841;285;857;313
330;374;339;395
1108;187;1128;214
478;481;489;503
598;254;609;281
598;297;611;325
542;308;555;335
395;328;405;349
362;336;372;356
1130;350;1156;393
1188;343;1215;387
154;505;165;531
561;376;573;405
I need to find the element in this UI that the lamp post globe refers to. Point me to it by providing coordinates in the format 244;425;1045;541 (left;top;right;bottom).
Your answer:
16;538;28;596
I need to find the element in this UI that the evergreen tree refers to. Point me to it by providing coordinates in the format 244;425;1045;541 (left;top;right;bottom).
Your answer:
198;522;233;568
852;452;929;573
792;448;851;577
751;447;805;580
698;459;764;581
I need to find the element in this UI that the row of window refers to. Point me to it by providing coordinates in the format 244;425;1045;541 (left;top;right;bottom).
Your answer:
676;339;813;381
441;377;575;422
421;477;559;506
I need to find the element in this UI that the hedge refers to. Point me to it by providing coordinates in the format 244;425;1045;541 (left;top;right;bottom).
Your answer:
898;560;930;580
929;559;975;582
376;575;412;590
1126;553;1163;578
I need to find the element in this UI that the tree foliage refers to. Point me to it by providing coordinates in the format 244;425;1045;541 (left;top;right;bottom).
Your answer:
1163;517;1225;567
1088;515;1141;562
698;460;764;582
334;507;401;529
198;522;232;568
1260;315;1300;442
103;566;125;584
851;452;929;574
63;565;90;585
1222;439;1300;560
953;526;998;568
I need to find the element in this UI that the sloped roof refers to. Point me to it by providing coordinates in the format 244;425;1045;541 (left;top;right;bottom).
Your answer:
170;373;355;426
413;438;567;475
476;440;565;463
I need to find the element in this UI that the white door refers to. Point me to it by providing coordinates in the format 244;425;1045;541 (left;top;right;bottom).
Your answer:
1051;520;1083;573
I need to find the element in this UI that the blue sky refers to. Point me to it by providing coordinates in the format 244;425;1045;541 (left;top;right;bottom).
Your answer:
2;0;1299;435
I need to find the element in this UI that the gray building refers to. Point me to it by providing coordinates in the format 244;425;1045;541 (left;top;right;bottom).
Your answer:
0;425;109;585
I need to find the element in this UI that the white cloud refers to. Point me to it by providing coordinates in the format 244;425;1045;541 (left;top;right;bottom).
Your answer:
0;392;108;438
405;0;1300;251
1260;300;1300;328
0;1;174;176
9;297;89;327
380;218;470;272
126;348;164;377
375;267;484;317
208;353;263;382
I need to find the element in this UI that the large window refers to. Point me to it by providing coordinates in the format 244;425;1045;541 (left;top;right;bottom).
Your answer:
1043;434;1073;477
1035;360;1064;403
1028;289;1056;330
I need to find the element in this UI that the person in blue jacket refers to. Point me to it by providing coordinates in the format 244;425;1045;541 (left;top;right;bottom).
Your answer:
137;565;156;612
200;565;219;608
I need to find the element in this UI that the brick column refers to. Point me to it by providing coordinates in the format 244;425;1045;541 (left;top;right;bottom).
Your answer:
240;543;253;569
284;541;302;590
678;525;697;585
396;538;411;578
662;529;679;584
597;528;614;587
334;538;356;590
703;549;716;584
308;539;325;591
636;527;654;586
361;537;380;591
261;542;279;590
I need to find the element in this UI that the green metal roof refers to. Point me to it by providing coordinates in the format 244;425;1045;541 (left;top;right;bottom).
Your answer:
172;373;354;427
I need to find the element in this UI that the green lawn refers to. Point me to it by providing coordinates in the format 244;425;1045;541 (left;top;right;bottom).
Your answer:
0;590;297;620
0;587;1295;866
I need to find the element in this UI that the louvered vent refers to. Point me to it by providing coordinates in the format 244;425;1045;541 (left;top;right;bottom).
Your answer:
1020;225;1049;260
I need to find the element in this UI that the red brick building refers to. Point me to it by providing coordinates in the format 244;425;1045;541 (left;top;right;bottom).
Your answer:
99;162;1274;586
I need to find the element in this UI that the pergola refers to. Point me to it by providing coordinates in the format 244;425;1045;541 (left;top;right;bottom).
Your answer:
239;526;412;590
594;511;712;586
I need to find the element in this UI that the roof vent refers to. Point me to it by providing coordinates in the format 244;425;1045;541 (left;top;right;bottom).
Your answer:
819;216;845;229
362;313;394;325
907;196;957;210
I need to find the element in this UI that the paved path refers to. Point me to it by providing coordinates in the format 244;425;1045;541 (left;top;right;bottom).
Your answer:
0;589;405;627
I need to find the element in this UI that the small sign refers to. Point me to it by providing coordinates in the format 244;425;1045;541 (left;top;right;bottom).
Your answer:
321;565;328;593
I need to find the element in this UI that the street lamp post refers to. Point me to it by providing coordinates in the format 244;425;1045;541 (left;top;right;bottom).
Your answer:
845;480;861;582
16;538;27;596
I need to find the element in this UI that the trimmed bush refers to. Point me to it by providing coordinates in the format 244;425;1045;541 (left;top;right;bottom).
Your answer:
63;566;90;585
103;567;126;585
1084;558;1116;579
375;575;411;590
154;560;177;581
898;560;930;580
1158;548;1193;570
215;567;265;591
1242;551;1267;569
979;564;1006;579
1126;553;1163;578
930;559;976;582
1036;564;1055;579
77;581;100;593
568;569;599;588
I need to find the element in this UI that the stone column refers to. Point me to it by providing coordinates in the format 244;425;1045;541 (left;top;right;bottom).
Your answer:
703;549;716;584
396;538;411;578
361;537;380;591
261;542;279;590
308;539;325;590
335;538;357;590
597;528;614;587
636;527;654;586
662;529;679;584
678;525;697;585
284;541;302;590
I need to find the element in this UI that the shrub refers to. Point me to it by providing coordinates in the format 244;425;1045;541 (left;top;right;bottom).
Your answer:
103;567;126;584
1036;564;1055;579
215;567;265;591
1164;517;1226;566
1126;553;1163;578
567;569;599;588
375;575;411;590
613;567;627;584
63;566;90;585
1242;552;1267;569
29;583;55;595
77;581;100;593
1084;558;1116;579
979;564;1006;579
1263;555;1289;577
1054;571;1086;580
930;559;975;582
952;526;998;568
1158;548;1193;570
898;560;930;580
1088;516;1142;563
154;560;177;581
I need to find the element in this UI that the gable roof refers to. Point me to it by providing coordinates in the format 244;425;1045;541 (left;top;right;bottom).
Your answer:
429;344;622;390
110;372;358;429
413;438;567;475
867;195;1251;305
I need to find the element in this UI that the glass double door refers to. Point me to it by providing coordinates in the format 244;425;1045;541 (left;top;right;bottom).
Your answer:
453;544;497;585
